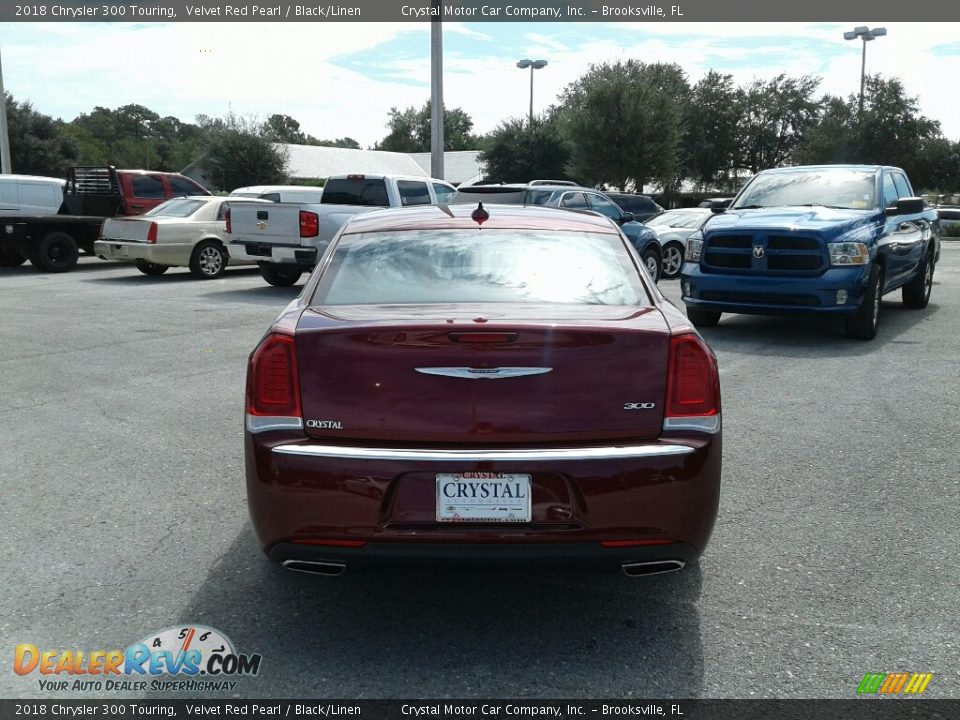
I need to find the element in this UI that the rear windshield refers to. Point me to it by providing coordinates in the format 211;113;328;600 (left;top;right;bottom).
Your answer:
144;198;207;217
734;169;877;210
312;229;649;307
321;178;389;207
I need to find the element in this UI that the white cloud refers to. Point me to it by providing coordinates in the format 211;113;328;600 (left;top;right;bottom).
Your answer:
2;20;958;153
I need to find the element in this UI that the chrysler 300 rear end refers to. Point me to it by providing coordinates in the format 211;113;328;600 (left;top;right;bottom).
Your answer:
244;205;721;575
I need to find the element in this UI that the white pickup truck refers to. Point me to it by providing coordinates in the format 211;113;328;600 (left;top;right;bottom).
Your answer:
227;174;456;286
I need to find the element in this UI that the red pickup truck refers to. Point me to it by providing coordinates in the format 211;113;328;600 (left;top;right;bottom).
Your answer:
0;166;210;272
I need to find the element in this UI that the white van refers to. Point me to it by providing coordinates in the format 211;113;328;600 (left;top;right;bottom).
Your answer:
228;185;323;204
0;175;66;215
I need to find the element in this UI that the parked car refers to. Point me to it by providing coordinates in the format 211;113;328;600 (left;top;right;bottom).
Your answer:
0;166;211;272
604;192;665;223
96;196;270;279
451;183;663;282
229;185;324;204
645;208;714;279
681;164;940;339
245;203;721;576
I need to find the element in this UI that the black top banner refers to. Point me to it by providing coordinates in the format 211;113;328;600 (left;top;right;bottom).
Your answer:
5;0;960;22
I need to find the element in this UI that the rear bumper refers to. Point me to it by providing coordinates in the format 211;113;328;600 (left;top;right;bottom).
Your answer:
681;263;870;315
232;240;326;267
94;240;187;265
245;431;722;566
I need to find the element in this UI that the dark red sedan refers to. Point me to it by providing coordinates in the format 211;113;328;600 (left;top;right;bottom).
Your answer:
245;204;721;576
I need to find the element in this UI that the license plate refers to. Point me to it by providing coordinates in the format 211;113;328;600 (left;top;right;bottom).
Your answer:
436;472;531;523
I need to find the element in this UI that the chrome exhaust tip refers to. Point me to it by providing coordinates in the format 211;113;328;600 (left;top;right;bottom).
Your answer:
621;560;686;577
281;559;347;576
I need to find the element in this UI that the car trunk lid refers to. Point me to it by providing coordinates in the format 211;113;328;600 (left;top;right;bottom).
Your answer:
295;304;670;444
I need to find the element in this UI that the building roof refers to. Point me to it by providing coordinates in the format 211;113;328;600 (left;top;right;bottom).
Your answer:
409;151;485;186
280;143;428;180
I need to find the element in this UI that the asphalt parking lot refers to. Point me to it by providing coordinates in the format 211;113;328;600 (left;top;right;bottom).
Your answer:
2;246;958;699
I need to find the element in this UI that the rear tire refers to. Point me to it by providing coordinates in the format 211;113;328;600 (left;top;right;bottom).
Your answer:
0;247;27;267
30;231;79;273
189;240;228;280
686;306;721;328
260;264;302;287
901;251;934;309
135;260;169;276
661;242;685;279
845;264;882;340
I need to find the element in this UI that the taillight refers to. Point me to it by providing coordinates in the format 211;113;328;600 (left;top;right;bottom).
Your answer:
146;222;158;244
246;333;301;419
225;207;231;234
299;210;319;238
98;222;105;240
665;334;719;418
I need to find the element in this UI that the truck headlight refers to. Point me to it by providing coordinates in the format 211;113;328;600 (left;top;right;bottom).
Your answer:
828;242;869;266
686;231;704;262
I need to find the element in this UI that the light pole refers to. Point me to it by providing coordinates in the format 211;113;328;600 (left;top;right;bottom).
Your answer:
516;59;547;125
843;26;886;117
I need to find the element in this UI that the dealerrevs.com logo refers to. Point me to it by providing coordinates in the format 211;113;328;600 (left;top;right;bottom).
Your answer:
14;625;262;692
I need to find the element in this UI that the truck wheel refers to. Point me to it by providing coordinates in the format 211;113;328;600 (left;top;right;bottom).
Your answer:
845;264;882;340
31;231;79;273
260;264;302;287
661;242;685;279
686;306;721;328
190;240;227;280
901;251;934;309
0;247;27;267
135;259;169;276
641;246;662;283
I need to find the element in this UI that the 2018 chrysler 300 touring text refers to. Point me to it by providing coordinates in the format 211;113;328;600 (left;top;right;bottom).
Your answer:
244;205;722;576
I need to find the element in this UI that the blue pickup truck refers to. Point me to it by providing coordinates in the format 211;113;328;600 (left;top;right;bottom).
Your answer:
681;165;941;339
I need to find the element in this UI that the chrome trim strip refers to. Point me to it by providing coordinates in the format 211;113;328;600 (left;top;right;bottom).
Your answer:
272;443;693;462
662;415;721;434
246;414;304;433
415;367;553;380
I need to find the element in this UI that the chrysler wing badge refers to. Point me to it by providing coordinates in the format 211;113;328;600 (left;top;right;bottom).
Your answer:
415;367;552;379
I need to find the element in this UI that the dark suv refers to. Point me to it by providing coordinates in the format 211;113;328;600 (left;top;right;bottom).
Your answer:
604;193;664;223
452;184;663;282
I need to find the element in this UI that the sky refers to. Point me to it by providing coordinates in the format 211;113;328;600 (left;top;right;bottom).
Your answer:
2;21;959;153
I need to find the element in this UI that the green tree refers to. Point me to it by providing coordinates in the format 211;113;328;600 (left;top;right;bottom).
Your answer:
307;136;362;149
202;115;288;191
376;101;477;152
262;114;307;144
558;60;686;191
478;116;571;183
682;71;740;190
4;93;78;177
734;74;821;173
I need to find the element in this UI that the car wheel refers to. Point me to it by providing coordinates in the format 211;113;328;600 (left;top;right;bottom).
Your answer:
260;263;302;287
190;240;228;280
661;242;685;279
686;306;721;328
0;247;27;267
901;251;934;309
30;231;79;273
135;259;169;276
640;246;662;283
845;264;882;340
